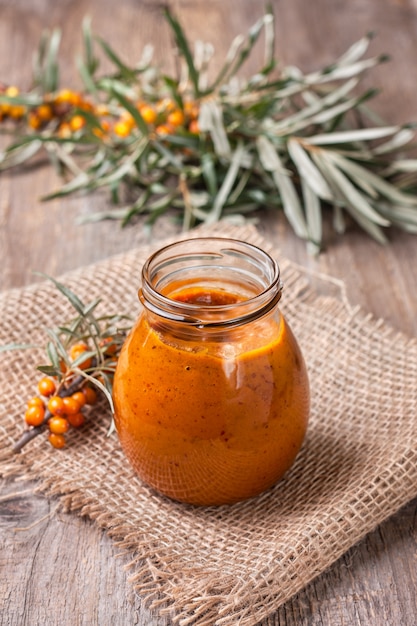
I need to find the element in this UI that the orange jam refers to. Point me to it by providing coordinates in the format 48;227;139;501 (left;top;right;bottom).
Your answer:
112;238;310;505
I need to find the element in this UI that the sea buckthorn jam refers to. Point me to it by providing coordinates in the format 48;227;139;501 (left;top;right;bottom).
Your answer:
113;238;310;505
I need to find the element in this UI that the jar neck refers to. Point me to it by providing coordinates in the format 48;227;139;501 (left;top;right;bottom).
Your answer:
139;238;282;330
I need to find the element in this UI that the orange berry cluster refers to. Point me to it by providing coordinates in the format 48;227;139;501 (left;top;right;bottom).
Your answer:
111;97;200;139
0;85;91;133
0;85;26;120
25;377;97;448
0;84;200;140
24;342;98;449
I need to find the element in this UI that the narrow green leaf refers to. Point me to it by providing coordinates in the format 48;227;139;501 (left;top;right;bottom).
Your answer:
345;204;388;244
306;126;401;146
271;78;359;133
206;142;247;224
95;36;136;79
201;153;218;197
318;151;390;226
220;13;272;84
71;350;96;368
46;340;62;372
153;139;183;169
333;204;346;234
389;159;417;173
34;272;86;316
0;342;39;353
77;370;115;413
328;150;417;207
312;54;386;83
32;30;49;88
0;140;43;170
228;167;252;204
301;178;322;254
44;328;70;363
76;55;99;96
44;28;61;93
110;87;149;135
257;135;308;238
82;298;102;317
261;4;275;75
82;16;98;75
164;8;200;96
199;100;231;157
372;128;415;155
307;91;377;127
335;32;374;66
37;364;61;377
97;138;148;187
376;202;417;227
287;138;332;199
42;170;90;200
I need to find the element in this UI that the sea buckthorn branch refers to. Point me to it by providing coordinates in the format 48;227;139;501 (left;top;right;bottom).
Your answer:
13;372;86;453
1;275;132;453
1;8;417;251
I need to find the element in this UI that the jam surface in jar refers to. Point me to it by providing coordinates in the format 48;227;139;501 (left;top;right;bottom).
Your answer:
113;279;310;506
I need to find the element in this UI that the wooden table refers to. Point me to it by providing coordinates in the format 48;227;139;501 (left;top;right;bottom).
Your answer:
1;1;417;624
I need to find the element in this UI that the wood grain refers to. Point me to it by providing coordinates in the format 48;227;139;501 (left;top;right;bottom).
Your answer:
1;1;417;624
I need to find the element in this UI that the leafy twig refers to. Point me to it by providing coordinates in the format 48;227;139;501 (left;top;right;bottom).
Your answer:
0;8;417;251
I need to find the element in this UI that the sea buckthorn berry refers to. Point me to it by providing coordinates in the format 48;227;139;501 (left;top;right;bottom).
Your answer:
155;123;174;136
57;122;72;139
69;114;86;132
28;112;41;129
54;89;79;106
48;433;66;449
67;412;85;428
37;377;56;397
62;396;82;415
100;336;117;355
92;120;110;138
54;89;73;104
47;395;65;416
184;101;199;120
188;119;200;134
10;104;26;119
120;110;135;127
71;92;83;107
48;416;69;435
71;391;86;408
114;120;131;138
78;98;93;112
37;103;53;122
167;109;184;127
138;104;157;125
27;396;45;408
59;359;68;374
82;386;98;405
5;85;19;98
25;404;45;427
69;343;92;369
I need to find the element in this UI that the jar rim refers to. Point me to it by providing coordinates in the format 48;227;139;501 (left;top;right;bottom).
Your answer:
140;237;283;328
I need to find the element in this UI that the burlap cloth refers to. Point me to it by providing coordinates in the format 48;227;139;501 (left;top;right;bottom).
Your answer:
1;223;417;625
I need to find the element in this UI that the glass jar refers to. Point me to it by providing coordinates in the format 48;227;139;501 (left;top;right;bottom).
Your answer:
113;238;310;506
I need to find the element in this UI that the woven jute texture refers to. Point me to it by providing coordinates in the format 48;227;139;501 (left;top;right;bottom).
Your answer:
1;223;417;625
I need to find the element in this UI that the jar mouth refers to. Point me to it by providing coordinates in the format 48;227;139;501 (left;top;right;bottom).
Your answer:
139;237;282;328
